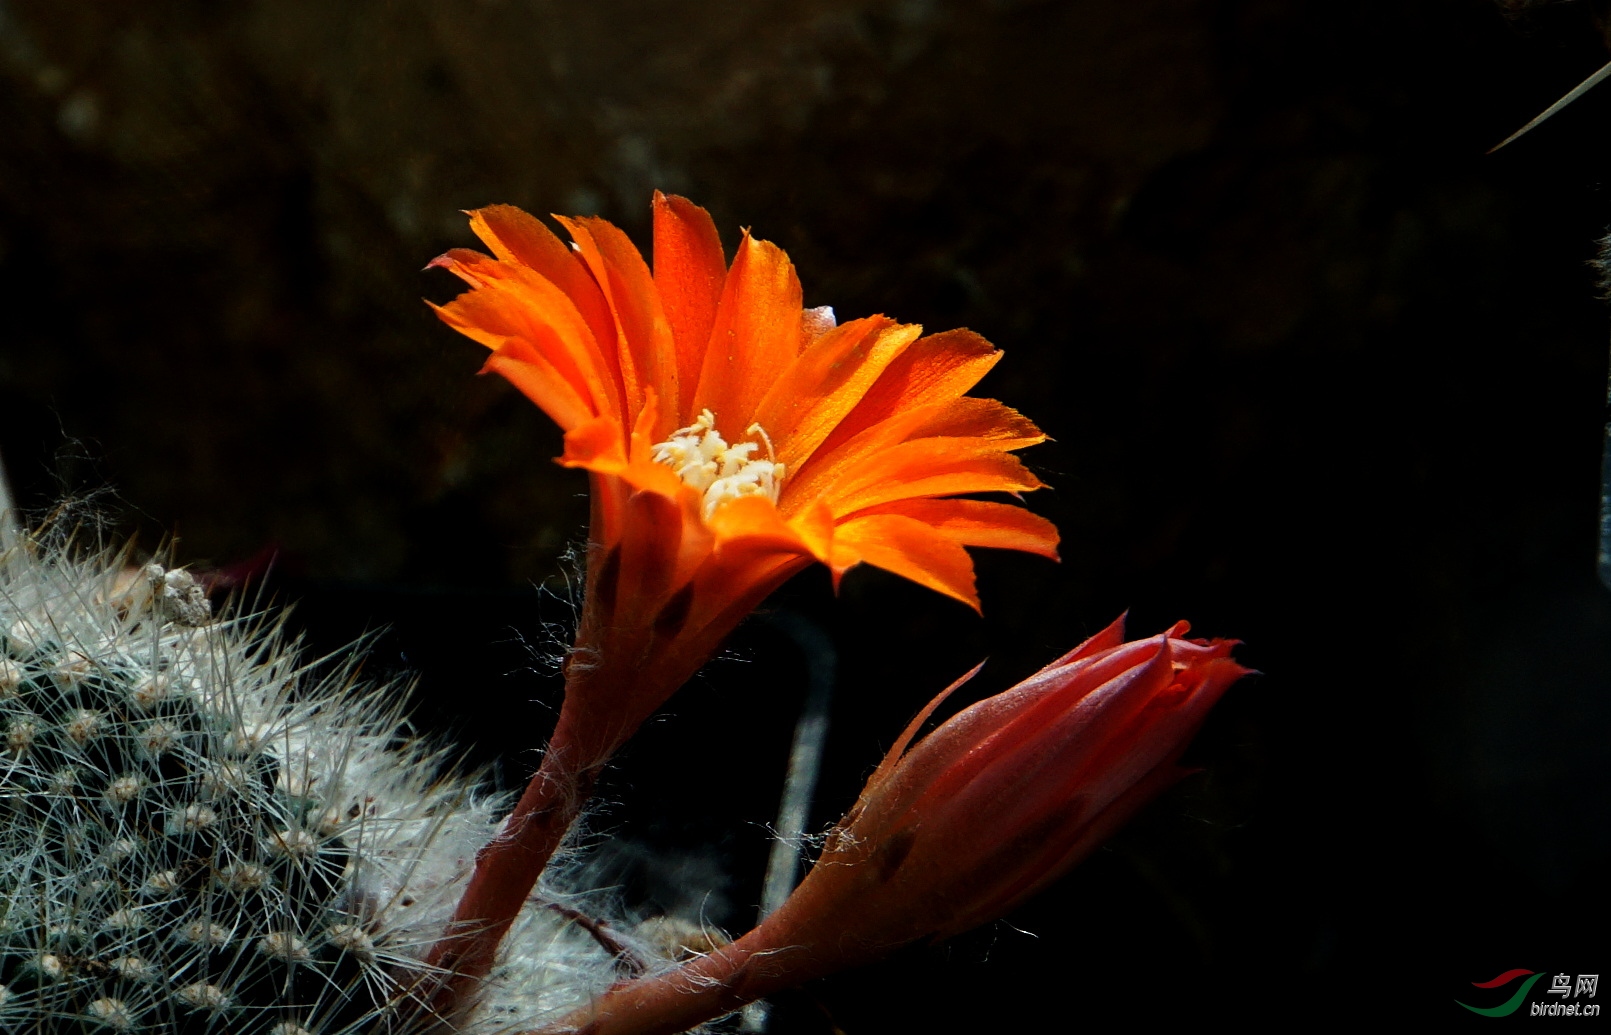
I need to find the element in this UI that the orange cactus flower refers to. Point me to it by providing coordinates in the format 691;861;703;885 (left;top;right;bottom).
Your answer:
422;194;1058;1016
431;192;1057;763
432;193;1054;611
540;616;1249;1035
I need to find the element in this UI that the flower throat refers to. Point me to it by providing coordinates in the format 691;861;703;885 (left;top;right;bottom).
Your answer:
650;410;784;517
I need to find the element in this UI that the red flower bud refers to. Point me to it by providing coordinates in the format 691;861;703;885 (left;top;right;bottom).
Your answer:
547;615;1249;1035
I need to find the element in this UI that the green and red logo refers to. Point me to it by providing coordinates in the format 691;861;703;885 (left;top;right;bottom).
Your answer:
1457;969;1545;1017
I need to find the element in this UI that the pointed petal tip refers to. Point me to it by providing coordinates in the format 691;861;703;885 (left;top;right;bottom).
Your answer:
872;657;989;785
949;582;983;614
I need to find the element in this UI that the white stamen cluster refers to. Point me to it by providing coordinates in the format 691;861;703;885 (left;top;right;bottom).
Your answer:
650;410;785;517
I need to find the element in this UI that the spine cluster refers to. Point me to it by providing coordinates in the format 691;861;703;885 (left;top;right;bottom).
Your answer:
0;536;504;1034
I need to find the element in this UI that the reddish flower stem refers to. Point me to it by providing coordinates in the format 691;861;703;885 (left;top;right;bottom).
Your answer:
418;482;811;1024
531;946;787;1035
522;925;828;1035
419;739;600;1024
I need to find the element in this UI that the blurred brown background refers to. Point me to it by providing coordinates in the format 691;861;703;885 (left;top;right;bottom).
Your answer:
1;0;1244;586
2;0;1609;1027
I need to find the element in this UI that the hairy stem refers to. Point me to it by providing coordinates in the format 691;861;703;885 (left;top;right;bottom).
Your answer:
420;739;601;1024
546;902;647;976
528;927;832;1035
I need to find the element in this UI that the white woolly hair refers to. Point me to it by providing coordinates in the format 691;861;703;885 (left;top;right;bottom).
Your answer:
473;818;741;1034
0;524;632;1034
0;519;731;1025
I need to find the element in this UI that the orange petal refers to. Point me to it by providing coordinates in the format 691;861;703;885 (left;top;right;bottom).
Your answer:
781;398;952;511
852;498;1060;560
653;192;727;416
812;328;1002;460
692;232;804;431
831;513;981;611
611;456;689;503
479;339;596;433
430;251;620;426
819;442;1045;517
625;388;662;466
428;247;511;289
556;215;679;439
559;415;627;472
681;550;815;652
705;495;814;555
783;393;1040;514
562;446;691;549
604;394;702;501
750;317;922;471
467;206;619;370
788;499;837;564
903;397;1046;447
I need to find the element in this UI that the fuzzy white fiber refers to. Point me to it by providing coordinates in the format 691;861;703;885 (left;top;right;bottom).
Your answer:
0;527;624;1034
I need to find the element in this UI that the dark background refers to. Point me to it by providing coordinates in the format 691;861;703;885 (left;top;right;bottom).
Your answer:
1;0;1608;1027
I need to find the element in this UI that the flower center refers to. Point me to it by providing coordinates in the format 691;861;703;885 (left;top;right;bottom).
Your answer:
651;410;785;518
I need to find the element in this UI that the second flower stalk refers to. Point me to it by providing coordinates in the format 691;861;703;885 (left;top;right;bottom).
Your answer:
539;615;1248;1035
